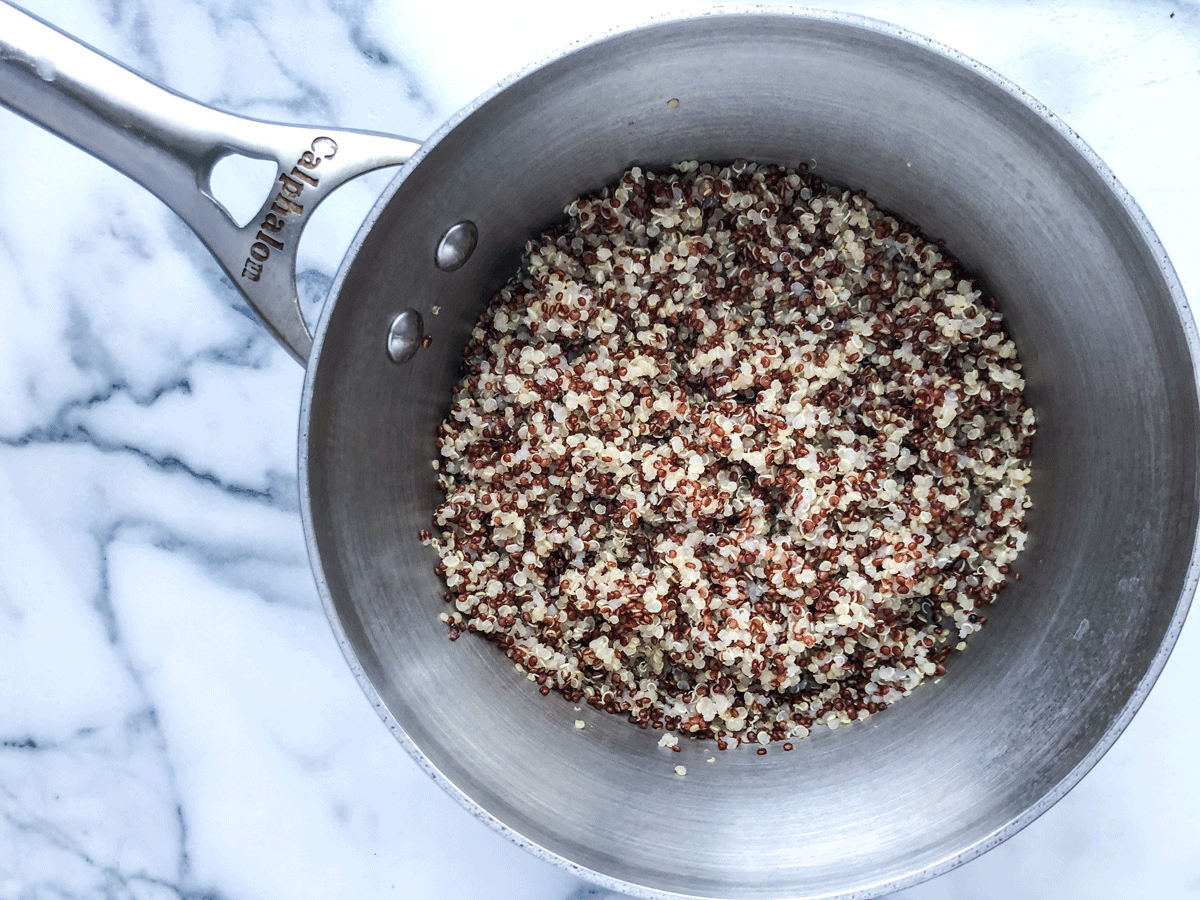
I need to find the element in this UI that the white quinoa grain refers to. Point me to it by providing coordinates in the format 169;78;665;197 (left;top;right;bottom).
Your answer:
431;160;1035;748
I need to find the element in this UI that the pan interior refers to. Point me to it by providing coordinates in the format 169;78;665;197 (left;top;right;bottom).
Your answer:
301;13;1198;900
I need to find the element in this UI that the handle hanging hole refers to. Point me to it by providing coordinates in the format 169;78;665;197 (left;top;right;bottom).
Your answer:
208;152;279;227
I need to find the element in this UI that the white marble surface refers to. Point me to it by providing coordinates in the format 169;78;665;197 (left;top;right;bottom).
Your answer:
1;1;1198;898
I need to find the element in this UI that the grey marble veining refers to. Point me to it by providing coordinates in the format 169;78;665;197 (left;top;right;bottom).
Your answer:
1;2;1198;899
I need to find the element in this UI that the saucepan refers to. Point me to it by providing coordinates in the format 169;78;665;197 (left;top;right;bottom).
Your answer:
2;3;1197;898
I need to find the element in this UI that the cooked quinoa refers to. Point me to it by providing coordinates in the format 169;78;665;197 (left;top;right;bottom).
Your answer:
426;160;1035;748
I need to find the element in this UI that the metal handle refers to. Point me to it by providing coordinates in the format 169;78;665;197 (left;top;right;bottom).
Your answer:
0;1;419;364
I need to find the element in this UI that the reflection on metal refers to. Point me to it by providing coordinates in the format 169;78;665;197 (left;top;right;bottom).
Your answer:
435;220;478;272
386;309;424;364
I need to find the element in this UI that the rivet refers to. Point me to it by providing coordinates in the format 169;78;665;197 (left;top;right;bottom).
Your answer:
436;221;478;272
387;309;424;364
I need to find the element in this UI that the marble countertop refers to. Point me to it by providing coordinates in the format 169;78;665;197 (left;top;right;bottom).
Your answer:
2;1;1198;898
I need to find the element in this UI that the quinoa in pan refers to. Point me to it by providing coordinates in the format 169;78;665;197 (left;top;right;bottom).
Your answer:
425;160;1034;748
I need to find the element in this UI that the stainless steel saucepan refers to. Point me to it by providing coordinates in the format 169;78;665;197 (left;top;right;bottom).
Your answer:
2;4;1197;898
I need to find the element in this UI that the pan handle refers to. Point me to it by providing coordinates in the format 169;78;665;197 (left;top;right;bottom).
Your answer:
0;2;419;364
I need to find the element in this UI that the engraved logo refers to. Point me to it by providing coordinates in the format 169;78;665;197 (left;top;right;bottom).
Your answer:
240;136;338;282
